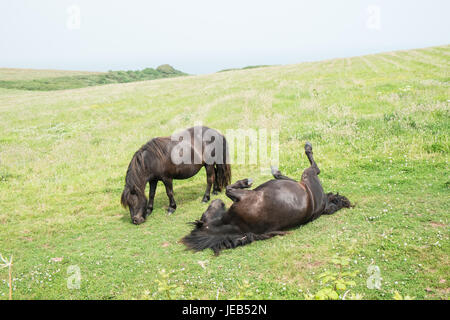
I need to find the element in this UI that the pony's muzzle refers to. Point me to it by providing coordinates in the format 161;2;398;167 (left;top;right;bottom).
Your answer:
132;216;145;225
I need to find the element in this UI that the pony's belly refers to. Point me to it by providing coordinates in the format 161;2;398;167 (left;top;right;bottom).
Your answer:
264;197;311;230
236;182;312;233
170;164;203;179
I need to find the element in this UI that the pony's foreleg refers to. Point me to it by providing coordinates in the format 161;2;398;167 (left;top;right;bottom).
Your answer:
162;178;177;215
202;165;215;203
225;178;253;202
146;180;158;216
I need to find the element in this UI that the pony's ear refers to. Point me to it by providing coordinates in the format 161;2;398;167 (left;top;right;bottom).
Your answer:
189;220;204;229
195;219;204;227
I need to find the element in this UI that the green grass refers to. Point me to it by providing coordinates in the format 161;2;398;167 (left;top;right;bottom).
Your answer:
0;45;449;300
0;65;186;91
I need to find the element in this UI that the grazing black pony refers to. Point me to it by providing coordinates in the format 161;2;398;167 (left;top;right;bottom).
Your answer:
182;142;351;255
121;126;231;224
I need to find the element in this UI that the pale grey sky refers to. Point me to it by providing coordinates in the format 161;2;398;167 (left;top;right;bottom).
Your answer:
1;0;449;74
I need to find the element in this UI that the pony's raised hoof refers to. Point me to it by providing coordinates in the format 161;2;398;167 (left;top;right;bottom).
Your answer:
238;178;253;188
201;195;210;203
271;166;280;175
167;207;176;215
305;141;313;152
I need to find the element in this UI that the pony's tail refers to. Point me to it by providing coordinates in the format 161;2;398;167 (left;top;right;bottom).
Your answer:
323;192;352;215
214;136;231;192
181;228;286;255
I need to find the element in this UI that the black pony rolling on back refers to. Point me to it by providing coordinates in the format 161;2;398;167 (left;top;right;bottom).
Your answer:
121;126;231;225
182;142;351;255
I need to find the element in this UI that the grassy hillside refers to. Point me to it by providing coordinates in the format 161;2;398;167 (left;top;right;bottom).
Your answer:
0;65;186;91
0;45;448;300
0;68;104;81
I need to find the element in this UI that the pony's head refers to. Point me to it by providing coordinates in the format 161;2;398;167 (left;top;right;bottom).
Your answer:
121;185;147;225
182;199;246;255
193;199;227;230
121;150;149;225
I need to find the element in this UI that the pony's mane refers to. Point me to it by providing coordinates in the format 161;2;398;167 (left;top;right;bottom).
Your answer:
144;137;171;162
121;137;170;207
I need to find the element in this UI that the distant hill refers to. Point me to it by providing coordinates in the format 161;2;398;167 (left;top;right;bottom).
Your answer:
218;65;271;73
0;68;104;81
0;65;187;91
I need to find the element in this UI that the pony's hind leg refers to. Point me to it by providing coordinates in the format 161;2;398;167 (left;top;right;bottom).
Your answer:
271;166;297;181
202;165;215;203
225;178;253;202
304;142;320;175
212;167;220;195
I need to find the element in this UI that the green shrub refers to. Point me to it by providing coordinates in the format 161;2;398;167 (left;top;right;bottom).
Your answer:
0;65;187;91
304;255;361;300
156;64;177;74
